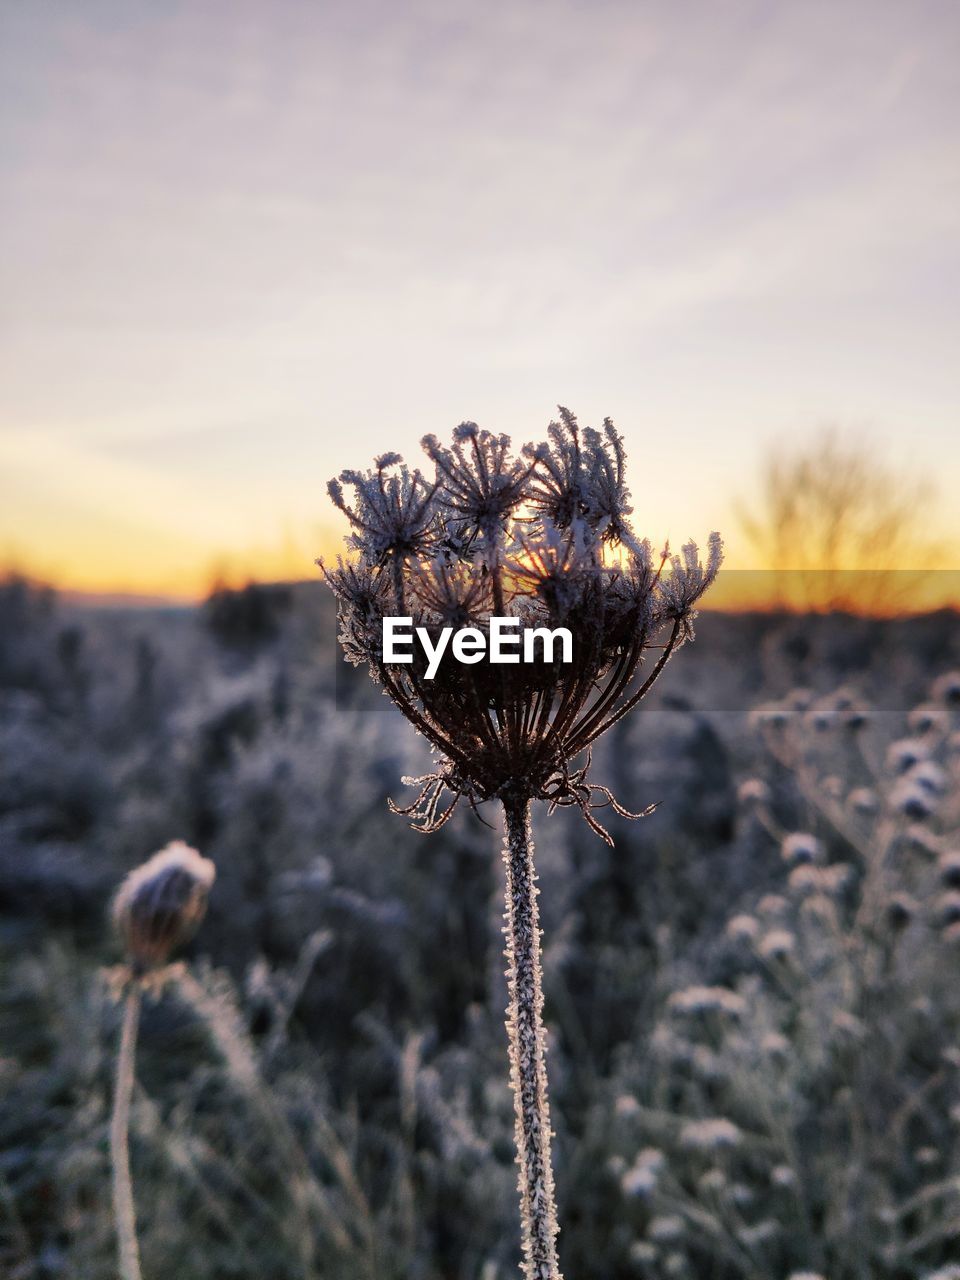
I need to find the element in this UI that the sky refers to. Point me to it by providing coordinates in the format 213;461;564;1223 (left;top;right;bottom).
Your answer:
1;0;958;601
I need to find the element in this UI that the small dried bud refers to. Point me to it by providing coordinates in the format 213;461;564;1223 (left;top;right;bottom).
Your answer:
847;787;878;818
888;779;937;821
757;928;795;961
737;778;771;808
113;841;216;970
908;702;948;738
781;832;823;866
931;670;960;706
726;913;760;944
886;738;930;775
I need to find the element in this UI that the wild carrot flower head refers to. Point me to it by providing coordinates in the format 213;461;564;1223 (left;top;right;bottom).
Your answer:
523;408;634;547
112;841;215;971
328;455;437;568
320;409;722;840
408;556;494;627
421;422;534;559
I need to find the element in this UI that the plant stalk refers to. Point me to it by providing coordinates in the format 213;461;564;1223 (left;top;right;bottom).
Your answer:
111;983;144;1280
501;796;563;1280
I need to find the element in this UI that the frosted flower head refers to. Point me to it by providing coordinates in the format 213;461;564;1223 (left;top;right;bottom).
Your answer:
726;913;760;944
781;832;824;866
888;778;938;821
656;533;724;640
421;423;533;555
757;894;789;919
621;1164;658;1199
408;557;493;627
786;688;814;712
909;701;949;738
886;737;931;775
318;558;391;670
667;985;746;1019
621;1148;664;1198
931;671;960;706
761;1032;790;1060
909;759;947;796
836;690;871;731
647;1213;685;1242
804;700;837;733
842;704;871;731
749;701;792;731
328;456;437;569
737;778;771;808
510;521;599;621
679;1118;742;1153
757;928;795;961
322;412;722;840
523;407;634;546
614;1093;641;1118
770;1163;796;1189
788;865;828;898
112;841;215;971
847;786;879;817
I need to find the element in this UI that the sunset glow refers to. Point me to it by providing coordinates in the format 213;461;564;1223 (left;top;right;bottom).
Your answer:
2;1;958;606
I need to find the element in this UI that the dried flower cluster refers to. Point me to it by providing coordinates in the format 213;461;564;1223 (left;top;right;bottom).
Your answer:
322;410;721;1280
322;409;722;841
616;670;960;1279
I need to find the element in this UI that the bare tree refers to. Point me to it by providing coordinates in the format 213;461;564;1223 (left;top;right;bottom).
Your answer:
739;430;948;613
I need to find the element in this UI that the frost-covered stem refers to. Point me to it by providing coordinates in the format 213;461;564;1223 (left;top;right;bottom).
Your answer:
111;984;144;1280
501;795;563;1280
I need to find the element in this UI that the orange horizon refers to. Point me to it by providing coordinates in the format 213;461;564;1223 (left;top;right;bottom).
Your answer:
8;555;960;619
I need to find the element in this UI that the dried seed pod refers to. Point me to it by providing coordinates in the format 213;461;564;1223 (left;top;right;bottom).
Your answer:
113;841;216;971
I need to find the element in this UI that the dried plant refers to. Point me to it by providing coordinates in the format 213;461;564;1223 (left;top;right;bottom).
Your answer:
611;671;960;1278
109;842;215;1280
320;410;721;1277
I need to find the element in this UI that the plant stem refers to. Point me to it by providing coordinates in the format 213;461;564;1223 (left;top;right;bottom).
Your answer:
501;796;563;1280
111;983;144;1280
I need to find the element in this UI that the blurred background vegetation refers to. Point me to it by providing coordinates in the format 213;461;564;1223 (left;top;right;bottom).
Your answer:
2;558;960;1278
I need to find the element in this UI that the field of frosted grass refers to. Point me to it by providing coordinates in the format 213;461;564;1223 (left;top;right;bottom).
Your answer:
2;576;960;1280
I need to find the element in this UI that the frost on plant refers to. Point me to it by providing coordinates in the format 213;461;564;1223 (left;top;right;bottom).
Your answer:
320;409;721;1278
320;409;722;845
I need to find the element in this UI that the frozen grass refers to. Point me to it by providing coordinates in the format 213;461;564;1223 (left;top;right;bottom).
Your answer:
1;575;960;1277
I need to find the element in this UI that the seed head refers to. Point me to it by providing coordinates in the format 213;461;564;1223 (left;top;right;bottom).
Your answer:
113;841;216;971
321;410;722;841
931;671;960;706
781;832;823;866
